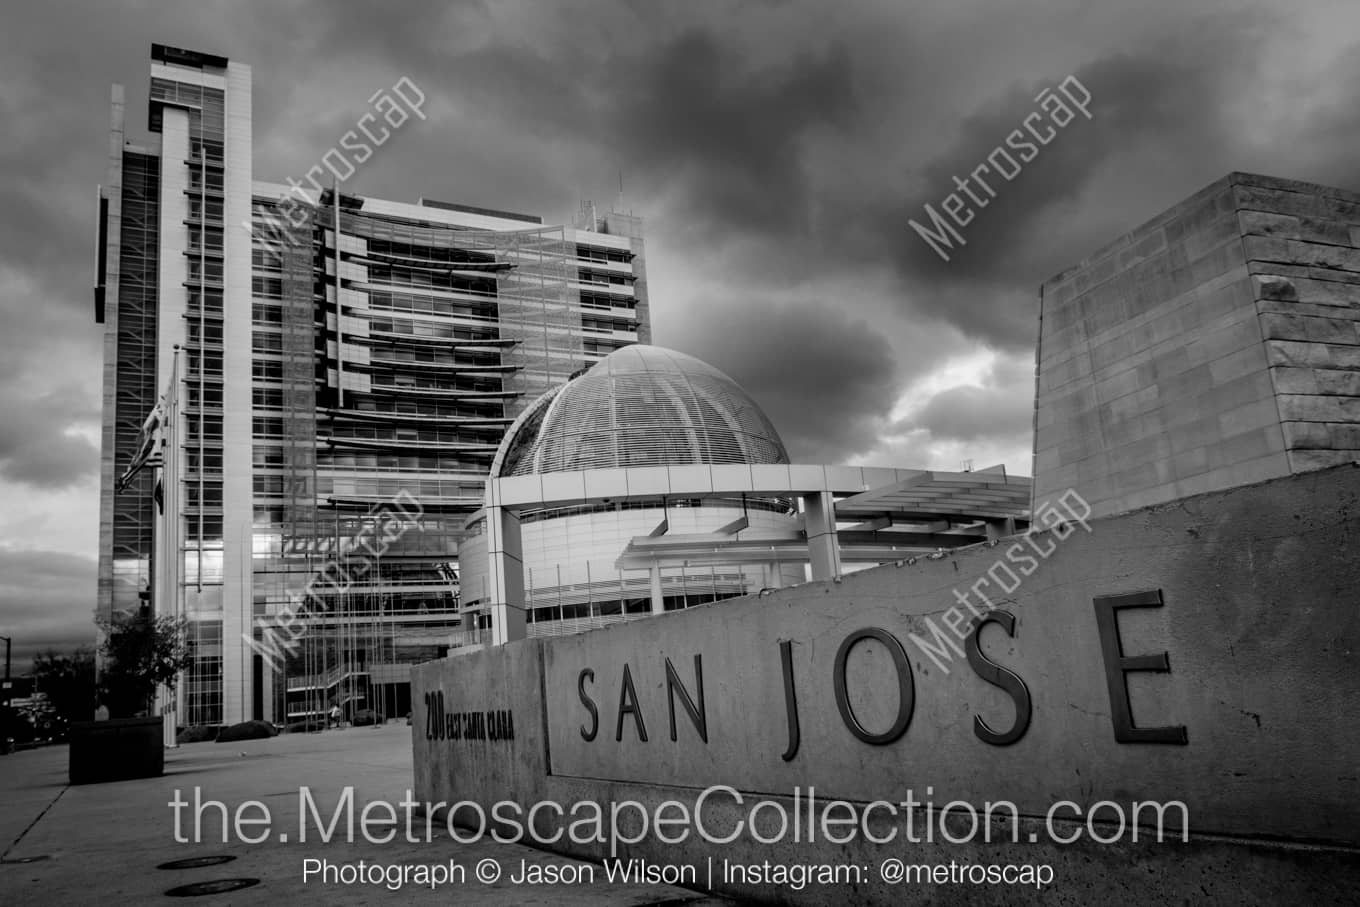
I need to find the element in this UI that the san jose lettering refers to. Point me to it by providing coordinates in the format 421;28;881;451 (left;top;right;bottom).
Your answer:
577;656;708;745
571;589;1187;758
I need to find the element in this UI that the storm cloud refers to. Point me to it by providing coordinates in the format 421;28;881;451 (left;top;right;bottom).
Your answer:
0;0;1358;653
0;548;98;667
669;297;900;464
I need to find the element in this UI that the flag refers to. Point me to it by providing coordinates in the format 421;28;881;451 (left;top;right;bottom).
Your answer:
116;399;165;493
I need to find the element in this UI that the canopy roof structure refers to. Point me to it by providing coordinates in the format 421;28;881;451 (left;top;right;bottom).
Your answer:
611;466;1033;570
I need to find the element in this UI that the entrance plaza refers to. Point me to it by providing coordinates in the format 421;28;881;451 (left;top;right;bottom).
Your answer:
0;726;723;905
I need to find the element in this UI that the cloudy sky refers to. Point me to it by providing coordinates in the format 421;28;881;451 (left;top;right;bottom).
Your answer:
2;0;1358;665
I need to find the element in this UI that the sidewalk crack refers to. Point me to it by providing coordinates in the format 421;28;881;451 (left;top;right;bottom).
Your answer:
1;785;68;860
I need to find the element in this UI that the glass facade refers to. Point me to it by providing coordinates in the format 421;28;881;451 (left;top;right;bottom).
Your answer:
95;44;650;726
105;151;160;617
247;198;645;721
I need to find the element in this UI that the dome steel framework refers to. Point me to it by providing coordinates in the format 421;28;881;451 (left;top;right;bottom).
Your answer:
494;346;790;477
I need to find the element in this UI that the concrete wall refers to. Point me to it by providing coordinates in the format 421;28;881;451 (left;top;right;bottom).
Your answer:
1034;172;1360;518
412;463;1360;904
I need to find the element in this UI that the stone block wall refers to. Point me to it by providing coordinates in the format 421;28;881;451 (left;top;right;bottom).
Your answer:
1237;180;1360;472
1034;172;1360;517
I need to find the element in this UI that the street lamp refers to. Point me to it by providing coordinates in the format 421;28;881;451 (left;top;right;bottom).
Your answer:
0;635;9;755
0;635;11;707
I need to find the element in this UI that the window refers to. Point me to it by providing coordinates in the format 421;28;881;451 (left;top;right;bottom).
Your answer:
252;446;283;467
252;417;284;438
188;169;224;193
184;483;224;509
189;225;224;253
184;618;223;727
253;475;284;495
252;248;284;272
183;415;224;441
188;289;224;314
187;321;223;346
251;276;284;298
252;359;283;380
253;506;284;526
252;388;283;409
186;350;223;377
251;303;283;325
183;514;224;541
189;198;224;222
186;451;224;473
185;385;223;409
189;138;225;163
188;259;224;283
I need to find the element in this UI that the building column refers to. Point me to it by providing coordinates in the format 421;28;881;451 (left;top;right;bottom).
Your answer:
485;505;526;645
985;517;1017;540
649;565;664;614
220;60;254;725
155;106;191;741
765;561;784;589
261;657;275;724
802;491;842;581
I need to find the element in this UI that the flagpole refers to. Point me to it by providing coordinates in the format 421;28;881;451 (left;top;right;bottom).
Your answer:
161;345;182;748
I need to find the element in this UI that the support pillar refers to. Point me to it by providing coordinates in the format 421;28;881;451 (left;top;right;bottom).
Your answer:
485;505;527;645
985;517;1017;541
649;565;664;614
802;490;842;581
766;561;784;589
261;657;275;724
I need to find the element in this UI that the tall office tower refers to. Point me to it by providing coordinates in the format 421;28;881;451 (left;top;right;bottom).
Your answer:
94;45;649;727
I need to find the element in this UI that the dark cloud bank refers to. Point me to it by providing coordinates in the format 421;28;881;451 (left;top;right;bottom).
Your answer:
1;0;1358;652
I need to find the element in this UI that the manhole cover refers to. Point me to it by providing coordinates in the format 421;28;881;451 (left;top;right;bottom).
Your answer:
158;856;237;870
165;878;260;897
1;856;51;864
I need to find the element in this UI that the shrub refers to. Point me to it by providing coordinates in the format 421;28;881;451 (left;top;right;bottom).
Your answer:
176;725;221;744
284;718;325;734
217;720;276;742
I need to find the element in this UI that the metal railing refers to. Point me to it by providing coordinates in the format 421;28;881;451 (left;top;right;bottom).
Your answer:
285;662;369;693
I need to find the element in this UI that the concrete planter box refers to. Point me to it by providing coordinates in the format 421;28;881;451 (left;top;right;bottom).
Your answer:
68;717;164;784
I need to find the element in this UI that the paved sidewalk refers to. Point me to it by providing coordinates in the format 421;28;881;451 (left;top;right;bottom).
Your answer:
0;724;725;905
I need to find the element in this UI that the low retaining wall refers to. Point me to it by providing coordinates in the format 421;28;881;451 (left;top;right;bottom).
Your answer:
413;464;1360;904
69;716;164;784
